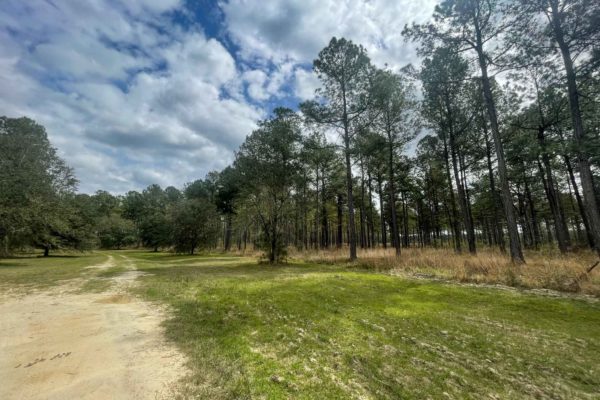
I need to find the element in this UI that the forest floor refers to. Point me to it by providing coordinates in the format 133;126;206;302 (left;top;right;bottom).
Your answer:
0;253;186;400
1;251;599;399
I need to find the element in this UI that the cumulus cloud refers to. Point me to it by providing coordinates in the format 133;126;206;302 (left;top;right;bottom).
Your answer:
0;0;438;193
221;0;437;68
293;68;321;101
0;0;261;193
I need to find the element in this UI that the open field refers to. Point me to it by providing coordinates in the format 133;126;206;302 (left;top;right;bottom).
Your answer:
128;251;600;399
1;250;599;399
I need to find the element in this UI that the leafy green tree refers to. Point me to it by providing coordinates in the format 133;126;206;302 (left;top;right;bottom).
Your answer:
170;180;220;254
97;214;137;249
138;185;170;251
0;116;79;256
235;108;302;263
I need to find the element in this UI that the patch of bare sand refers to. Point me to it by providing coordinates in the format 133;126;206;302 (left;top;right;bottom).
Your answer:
0;255;187;400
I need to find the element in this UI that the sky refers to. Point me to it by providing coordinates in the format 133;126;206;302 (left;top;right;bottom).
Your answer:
0;0;437;194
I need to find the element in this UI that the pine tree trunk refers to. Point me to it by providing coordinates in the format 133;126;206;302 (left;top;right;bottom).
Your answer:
337;193;343;249
387;130;401;256
343;121;357;260
475;34;524;263
442;130;462;253
377;173;387;248
549;0;600;255
564;153;594;248
538;157;570;253
483;124;506;252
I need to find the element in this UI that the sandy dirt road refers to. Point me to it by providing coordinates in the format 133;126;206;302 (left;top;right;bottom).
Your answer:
0;255;186;400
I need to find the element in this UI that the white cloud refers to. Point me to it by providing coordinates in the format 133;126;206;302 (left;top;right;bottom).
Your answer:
0;0;261;193
243;69;269;101
221;0;437;69
0;0;440;193
293;68;321;101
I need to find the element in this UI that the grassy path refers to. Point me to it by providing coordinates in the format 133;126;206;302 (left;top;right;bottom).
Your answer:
0;252;186;400
123;251;600;400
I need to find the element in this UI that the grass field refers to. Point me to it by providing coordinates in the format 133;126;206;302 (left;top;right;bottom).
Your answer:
0;252;107;291
1;250;599;399
124;251;600;399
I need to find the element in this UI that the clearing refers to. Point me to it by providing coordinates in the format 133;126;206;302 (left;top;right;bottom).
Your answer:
1;251;599;399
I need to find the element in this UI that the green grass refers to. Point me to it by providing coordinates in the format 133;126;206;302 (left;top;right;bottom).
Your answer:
96;264;128;278
126;251;600;399
77;277;114;293
0;252;107;290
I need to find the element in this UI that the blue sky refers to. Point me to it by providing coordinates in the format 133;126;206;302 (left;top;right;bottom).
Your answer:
0;0;436;193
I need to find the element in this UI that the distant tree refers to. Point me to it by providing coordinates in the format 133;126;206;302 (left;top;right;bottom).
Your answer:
420;47;477;254
303;131;338;249
370;68;419;255
170;197;219;255
138;185;170;251
92;190;120;218
121;190;144;223
164;186;183;203
235;108;302;263
97;214;137;249
214;167;240;251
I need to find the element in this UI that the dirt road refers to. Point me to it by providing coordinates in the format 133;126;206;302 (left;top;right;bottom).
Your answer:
0;255;186;399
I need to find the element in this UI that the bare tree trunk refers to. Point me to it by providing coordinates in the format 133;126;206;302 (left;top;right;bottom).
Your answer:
387;130;401;256
538;128;570;252
442;130;462;253
337;193;343;249
483;123;506;252
564;153;594;248
224;214;233;251
538;157;570;253
450;129;476;254
524;176;541;249
343;121;357;260
359;158;367;249
377;173;387;248
367;170;376;248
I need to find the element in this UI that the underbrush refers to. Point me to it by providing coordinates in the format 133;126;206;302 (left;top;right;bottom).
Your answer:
293;247;600;296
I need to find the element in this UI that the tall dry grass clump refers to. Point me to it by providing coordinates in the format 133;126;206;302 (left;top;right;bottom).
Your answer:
292;246;600;296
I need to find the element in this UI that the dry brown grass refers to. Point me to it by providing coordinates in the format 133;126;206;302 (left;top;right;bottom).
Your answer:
291;246;600;296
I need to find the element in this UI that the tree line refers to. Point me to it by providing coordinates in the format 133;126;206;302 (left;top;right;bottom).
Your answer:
1;0;599;264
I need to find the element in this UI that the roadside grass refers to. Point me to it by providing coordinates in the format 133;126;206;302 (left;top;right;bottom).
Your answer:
0;252;107;292
129;251;600;400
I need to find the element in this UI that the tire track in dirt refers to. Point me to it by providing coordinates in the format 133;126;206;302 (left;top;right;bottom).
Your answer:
0;253;187;400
